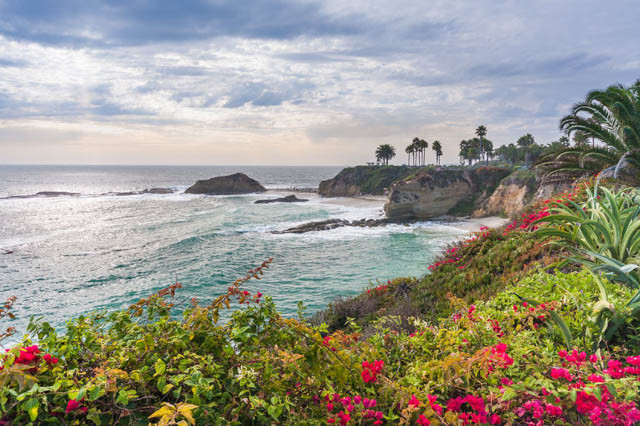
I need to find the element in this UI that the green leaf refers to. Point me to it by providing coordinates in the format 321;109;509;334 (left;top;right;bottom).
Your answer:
154;358;166;377
89;386;103;402
24;398;39;422
501;387;517;401
116;389;130;406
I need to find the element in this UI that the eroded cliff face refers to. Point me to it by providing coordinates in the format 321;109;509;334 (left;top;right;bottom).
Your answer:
472;171;537;218
384;167;511;219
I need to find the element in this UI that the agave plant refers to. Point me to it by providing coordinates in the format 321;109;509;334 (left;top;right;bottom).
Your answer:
538;81;640;181
533;186;640;347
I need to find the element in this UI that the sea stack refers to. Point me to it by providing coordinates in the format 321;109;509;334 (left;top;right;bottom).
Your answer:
185;173;267;195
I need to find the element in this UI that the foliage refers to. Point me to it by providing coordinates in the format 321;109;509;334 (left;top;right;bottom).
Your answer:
375;144;396;166
5;180;640;424
538;80;640;180
534;185;640;347
405;138;429;167
431;140;443;166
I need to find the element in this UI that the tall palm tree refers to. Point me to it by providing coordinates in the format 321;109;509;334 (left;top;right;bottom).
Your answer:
375;144;396;166
418;139;428;166
411;137;421;166
475;125;487;163
538;81;640;180
432;140;443;165
405;143;415;166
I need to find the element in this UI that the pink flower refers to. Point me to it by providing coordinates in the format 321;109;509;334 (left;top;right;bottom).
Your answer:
550;367;573;381
65;399;80;414
417;414;431;425
590;354;598;363
327;402;334;411
408;394;421;407
587;374;605;383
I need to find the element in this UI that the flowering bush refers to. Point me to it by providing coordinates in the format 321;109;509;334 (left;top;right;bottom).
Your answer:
3;182;640;425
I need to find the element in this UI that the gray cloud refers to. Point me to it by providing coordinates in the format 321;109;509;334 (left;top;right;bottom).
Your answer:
1;1;640;164
0;0;363;47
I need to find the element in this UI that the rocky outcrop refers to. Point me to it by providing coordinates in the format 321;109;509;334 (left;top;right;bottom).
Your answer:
145;187;174;194
272;217;412;234
273;219;351;233
472;171;537;218
255;195;308;204
319;166;417;197
185;173;266;195
115;188;175;196
533;179;573;202
384;167;511;220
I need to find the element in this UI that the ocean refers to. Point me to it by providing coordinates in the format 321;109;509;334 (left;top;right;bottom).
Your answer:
0;165;471;339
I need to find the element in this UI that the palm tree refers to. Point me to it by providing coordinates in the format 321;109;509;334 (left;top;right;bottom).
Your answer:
517;133;536;168
459;139;480;166
432;140;443;165
375;144;396;166
411;137;421;166
418;139;428;166
476;125;487;162
538;81;640;180
405;143;415;166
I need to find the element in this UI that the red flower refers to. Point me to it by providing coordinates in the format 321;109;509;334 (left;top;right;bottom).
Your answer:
417;414;431;425
65;399;80;414
408;394;421;407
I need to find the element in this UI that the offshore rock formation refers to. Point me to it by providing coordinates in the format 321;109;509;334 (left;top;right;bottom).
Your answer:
185;173;266;195
254;195;309;204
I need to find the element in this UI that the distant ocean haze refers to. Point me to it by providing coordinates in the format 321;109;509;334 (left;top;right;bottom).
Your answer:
0;165;469;338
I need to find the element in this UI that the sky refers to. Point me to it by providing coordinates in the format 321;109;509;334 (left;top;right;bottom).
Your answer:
0;0;639;166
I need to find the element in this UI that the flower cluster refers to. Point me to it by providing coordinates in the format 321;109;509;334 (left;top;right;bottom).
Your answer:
408;394;444;425
367;281;390;295
322;335;337;352
1;345;58;372
446;394;500;425
361;360;384;383
486;342;514;372
325;393;383;425
65;398;87;415
523;352;640;425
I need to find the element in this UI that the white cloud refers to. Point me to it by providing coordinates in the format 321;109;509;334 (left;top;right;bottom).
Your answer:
0;1;639;164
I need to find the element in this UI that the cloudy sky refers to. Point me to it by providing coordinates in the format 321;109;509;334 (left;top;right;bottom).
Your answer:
0;0;639;165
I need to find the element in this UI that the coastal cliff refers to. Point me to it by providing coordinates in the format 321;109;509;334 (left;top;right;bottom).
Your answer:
383;167;511;219
319;165;565;220
318;165;418;196
472;170;537;218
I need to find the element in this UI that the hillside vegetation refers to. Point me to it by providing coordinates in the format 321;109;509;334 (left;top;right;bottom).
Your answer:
2;179;640;425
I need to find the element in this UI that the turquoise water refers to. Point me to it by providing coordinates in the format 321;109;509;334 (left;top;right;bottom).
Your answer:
0;165;470;339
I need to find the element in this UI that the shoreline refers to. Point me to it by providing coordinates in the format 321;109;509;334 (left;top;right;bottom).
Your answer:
267;188;510;233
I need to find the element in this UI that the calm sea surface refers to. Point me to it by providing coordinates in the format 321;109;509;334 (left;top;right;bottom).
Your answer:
0;165;469;340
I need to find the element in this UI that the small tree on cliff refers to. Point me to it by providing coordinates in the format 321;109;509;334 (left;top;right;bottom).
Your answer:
375;144;396;165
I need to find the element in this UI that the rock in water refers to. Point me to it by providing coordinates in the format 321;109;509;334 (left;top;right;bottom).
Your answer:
185;173;267;195
272;219;350;234
144;188;174;194
254;195;309;204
